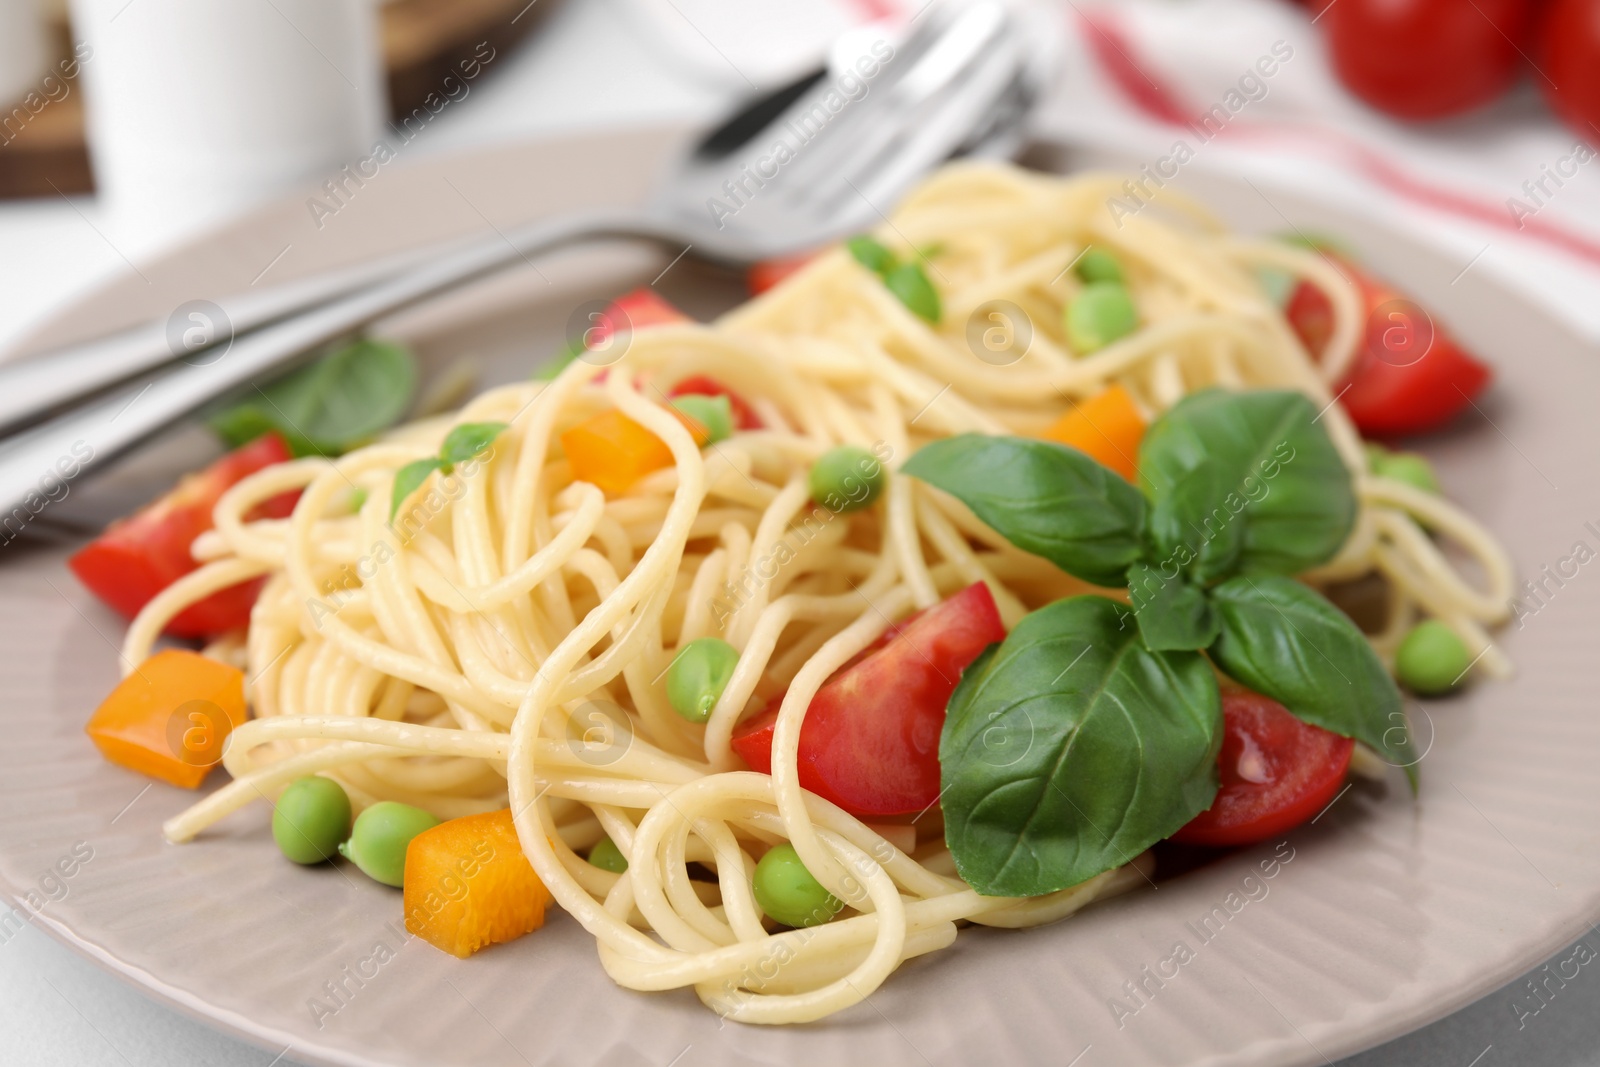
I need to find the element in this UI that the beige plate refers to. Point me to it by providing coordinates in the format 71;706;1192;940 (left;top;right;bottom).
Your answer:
2;127;1597;1067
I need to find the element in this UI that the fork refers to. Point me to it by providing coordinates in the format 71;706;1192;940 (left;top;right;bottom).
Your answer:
0;1;1039;518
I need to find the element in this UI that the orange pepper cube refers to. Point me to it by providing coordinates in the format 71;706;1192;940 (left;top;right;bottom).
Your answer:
404;809;555;959
561;406;710;495
85;648;248;789
1041;384;1148;482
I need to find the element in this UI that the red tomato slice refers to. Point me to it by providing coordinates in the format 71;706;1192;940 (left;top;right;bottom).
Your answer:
588;288;690;349
731;581;1005;817
1170;690;1354;848
747;254;816;296
667;375;763;430
1285;256;1492;436
68;433;298;638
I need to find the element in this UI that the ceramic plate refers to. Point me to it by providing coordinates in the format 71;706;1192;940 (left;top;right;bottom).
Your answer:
2;127;1597;1067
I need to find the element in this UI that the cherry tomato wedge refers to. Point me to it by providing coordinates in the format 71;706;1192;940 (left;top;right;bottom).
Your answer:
1285;254;1492;436
747;254;816;296
731;581;1006;818
68;433;298;638
587;287;690;350
667;375;762;430
1170;690;1354;848
1323;0;1533;121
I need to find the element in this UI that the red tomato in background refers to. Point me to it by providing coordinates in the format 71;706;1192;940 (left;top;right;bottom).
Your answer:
69;433;299;638
586;288;690;350
1285;254;1492;436
731;581;1006;818
1538;0;1600;139
1170;690;1354;847
1324;0;1534;120
747;254;816;296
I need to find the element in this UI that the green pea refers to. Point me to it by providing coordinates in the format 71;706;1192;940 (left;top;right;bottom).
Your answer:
1373;451;1440;495
1364;442;1391;471
666;637;740;723
1075;247;1124;285
1065;281;1139;354
671;394;734;444
846;235;895;275
347;487;368;514
588;836;629;873
809;444;887;513
753;843;843;928
338;801;440;887
1395;620;1472;696
884;262;941;323
272;776;351;865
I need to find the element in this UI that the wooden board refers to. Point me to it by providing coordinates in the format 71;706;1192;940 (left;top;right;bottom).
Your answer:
0;0;558;200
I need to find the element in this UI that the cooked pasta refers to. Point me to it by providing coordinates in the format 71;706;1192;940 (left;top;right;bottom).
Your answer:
126;162;1511;1023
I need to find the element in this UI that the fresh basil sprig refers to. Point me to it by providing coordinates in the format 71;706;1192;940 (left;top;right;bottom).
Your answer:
941;597;1222;897
903;435;1146;588
208;338;418;458
904;387;1414;897
389;421;507;521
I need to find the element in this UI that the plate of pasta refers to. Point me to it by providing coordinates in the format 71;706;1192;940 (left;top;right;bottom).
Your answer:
3;127;1599;1067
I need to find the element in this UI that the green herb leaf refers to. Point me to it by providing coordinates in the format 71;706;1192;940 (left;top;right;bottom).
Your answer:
1147;463;1245;585
207;338;418;457
884;261;941;323
1208;574;1418;787
941;596;1222;896
390;458;443;522
903;435;1147;588
1127;561;1217;651
438;422;507;467
1139;389;1355;578
846;235;896;276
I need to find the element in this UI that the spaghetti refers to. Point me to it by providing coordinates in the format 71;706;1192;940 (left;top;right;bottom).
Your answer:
129;162;1511;1023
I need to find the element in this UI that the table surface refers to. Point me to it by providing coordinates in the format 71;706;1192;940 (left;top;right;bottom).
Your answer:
1;1;1597;1064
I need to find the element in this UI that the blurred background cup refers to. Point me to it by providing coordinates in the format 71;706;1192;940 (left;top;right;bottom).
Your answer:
0;0;51;108
67;0;384;253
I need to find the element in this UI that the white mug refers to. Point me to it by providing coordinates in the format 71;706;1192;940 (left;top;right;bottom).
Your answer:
68;0;384;251
0;0;50;108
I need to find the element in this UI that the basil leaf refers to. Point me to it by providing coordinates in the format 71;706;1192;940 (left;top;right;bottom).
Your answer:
439;421;507;467
884;262;941;323
941;596;1222;897
1127;561;1217;651
1209;574;1418;787
208;338;418;457
1147;463;1244;585
846;235;895;275
1139;389;1355;577
903;435;1147;588
390;458;443;521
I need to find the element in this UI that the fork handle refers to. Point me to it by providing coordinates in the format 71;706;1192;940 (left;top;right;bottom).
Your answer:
0;207;660;523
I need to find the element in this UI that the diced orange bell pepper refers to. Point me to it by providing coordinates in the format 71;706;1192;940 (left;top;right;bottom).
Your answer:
1041;384;1147;482
560;406;709;495
404;809;555;959
85;649;248;788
